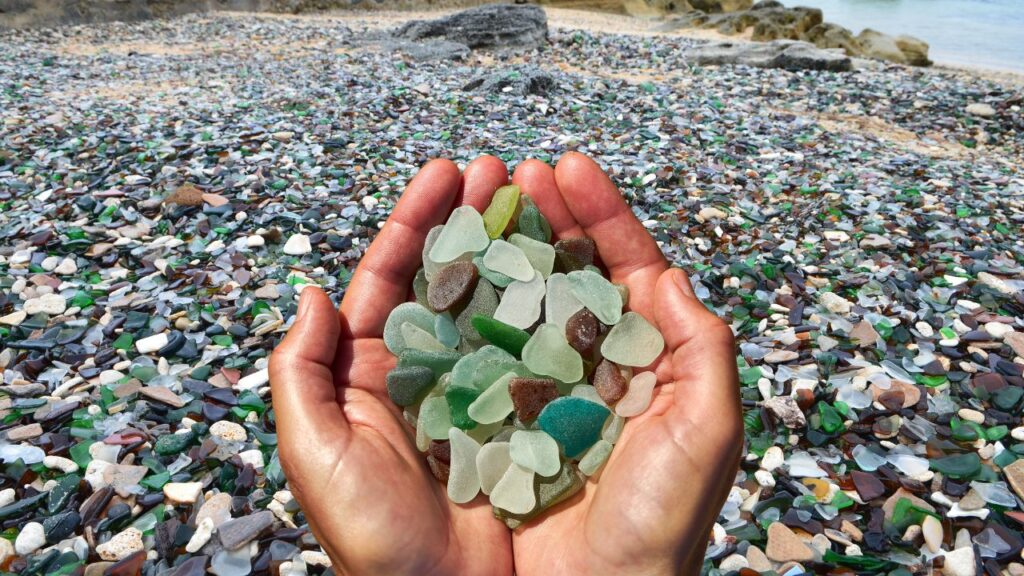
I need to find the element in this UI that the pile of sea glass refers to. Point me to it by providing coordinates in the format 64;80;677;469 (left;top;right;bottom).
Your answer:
383;185;666;527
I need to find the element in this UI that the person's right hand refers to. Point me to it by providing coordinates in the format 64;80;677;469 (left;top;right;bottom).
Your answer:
269;157;515;576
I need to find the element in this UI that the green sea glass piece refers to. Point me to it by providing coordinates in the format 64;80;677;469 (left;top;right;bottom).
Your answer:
401;322;450;353
483;239;534;282
476;441;512;496
579;439;613;476
545;273;584;331
413;268;430;305
385;365;435;407
522;324;584;383
422;225;444;281
451;345;516;389
510;430;561;477
434;313;460;349
600;311;665;367
419;397;453;440
930;453;982;479
602;414;625;444
571;384;607;407
509;233;555;278
517;196;551;243
471;315;531;357
537;396;611;459
466;419;505;444
383;302;436;355
448;428;482;504
397;348;461;378
446;385;481;430
490;463;536;515
482;184;521;239
566;269;622;325
468;372;516;424
429;206;490;265
474;255;514;288
496;463;584;529
493;271;545;329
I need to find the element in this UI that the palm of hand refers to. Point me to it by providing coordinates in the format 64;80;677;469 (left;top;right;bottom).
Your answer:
270;153;740;576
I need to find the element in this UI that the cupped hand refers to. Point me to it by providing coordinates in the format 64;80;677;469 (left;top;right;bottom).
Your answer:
507;153;742;576
269;157;515;576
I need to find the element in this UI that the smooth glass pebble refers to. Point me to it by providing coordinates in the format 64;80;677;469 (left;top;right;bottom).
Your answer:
477;442;512;495
455;278;499;345
509;377;560;423
601;312;665;367
466;419;504;444
517;196;552;243
537;397;611;459
483;240;535;282
422;225;444;281
510;430;561;477
419;397;453;440
446;385;481;430
592;359;627;405
429;206;491;264
615;372;657;417
522;324;584;383
473;255;514;288
490;463;536;515
447;428;482;504
473;358;527;390
383;302;436;355
401;322;449;353
554;237;596;272
493;271;545;329
602;414;625;444
497;463;584;529
471;315;531;357
398;348;461;378
386;365;435;407
468;372;516;424
571;384;607;407
416;418;430;452
427;261;479;312
413;268;430;305
452;345;515;389
545;273;585;331
567;270;622;325
482;185;521;239
509;233;555;278
434;313;460;349
565;308;599;357
851;444;887;472
579;439;613;476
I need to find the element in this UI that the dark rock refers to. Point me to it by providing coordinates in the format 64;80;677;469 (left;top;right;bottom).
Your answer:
683;40;852;72
218;510;274;550
463;66;557;97
394;4;547;50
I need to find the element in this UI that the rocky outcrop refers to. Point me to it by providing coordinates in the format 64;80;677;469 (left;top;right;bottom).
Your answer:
682;39;851;71
659;3;931;67
463;66;557;95
394;4;548;50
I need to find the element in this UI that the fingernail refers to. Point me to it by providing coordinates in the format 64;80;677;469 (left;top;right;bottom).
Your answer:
673;267;696;298
296;289;315;321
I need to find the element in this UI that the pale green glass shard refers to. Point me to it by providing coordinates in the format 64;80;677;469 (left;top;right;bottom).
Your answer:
482;239;534;282
493;270;545;330
429;206;490;265
477;442;512;496
492;426;516;443
571;384;607;407
455;278;499;345
517;195;552;243
510;430;561;477
448;428;482;504
482;185;521;239
474;359;528;390
466;419;504;444
600;311;665;367
578;440;613;476
434;312;460;349
509;233;555;278
495;463;583;529
545;273;584;331
413;268;430;306
615;371;657;417
522;324;583;383
490;463;536;515
416;415;430;451
422;225;444;281
451;346;516;389
468;372;516;424
383;302;436;355
419;396;453;440
566;270;622;325
615;283;629;308
473;256;514;288
602;414;625;444
401;322;450;353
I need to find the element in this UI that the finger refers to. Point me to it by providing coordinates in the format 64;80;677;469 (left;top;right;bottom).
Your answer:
341;159;461;338
511;159;583;239
270;287;350;448
459;155;509;212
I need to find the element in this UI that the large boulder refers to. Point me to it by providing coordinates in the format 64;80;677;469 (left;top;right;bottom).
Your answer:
394;4;548;50
804;22;859;56
856;28;907;64
463;66;557;96
683;39;852;71
896;35;931;66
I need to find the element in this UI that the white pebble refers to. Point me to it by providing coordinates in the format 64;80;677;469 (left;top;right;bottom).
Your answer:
23;293;67;316
283;234;312;255
136;333;168;354
15;522;45;555
210;421;247;443
43;455;79;473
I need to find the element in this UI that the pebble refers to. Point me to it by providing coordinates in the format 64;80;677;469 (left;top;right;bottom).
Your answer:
210;421;247;443
164;482;204;504
15;522;45;555
97;528;144;561
23;293;67;315
218;511;275;550
282;234;312;255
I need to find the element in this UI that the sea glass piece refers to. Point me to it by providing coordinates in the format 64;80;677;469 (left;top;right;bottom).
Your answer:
427;440;450;482
495;463;584;529
446;385;481;430
510;430;561;477
483;240;534;282
592;359;628;405
517;196;551;243
422;225;444;281
522;324;584;383
490;463;536;515
565;308;599;357
468;372;515;424
482;185;521;239
602;414;625;444
428;262;479;312
554;237;596;272
615;371;657;417
385;365;435;407
567;270;622;325
471;315;531;357
473;256;514;288
434;313;460;349
419;397;453;440
430;206;490;264
493;271;545;329
383;302;436;355
579;440;613;476
413;268;430;305
401;322;449;353
509;377;560;423
537;397;611;459
545;273;584;331
601;312;665;367
571;384;606;407
466;419;504;444
455;278;499;345
477;442;512;495
398;348;461;378
447;428;482;504
509;233;555;278
451;346;515;389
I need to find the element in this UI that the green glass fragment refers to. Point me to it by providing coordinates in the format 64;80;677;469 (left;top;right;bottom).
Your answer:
818;402;844;434
472;315;531;357
930;452;981;479
517;196;552;243
482;184;521;239
397;348;461;378
445;385;480;430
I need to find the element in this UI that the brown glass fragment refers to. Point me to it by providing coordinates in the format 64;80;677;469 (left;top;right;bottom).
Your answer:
592;359;627;405
554;237;596;272
509;377;560;423
427;262;479;312
565;308;599;357
851;470;886;501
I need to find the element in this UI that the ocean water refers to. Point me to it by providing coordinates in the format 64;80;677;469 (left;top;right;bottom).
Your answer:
780;0;1024;72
